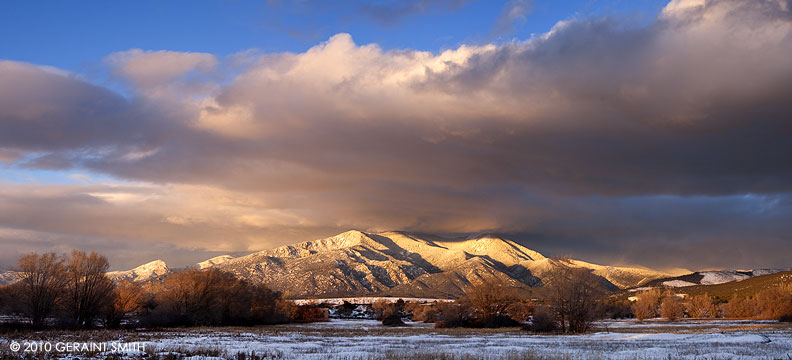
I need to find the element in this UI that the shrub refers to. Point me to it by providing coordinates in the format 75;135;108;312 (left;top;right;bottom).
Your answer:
524;306;557;333
278;301;327;323
408;302;440;323
598;300;633;319
434;301;473;328
382;313;405;326
372;299;397;320
505;301;535;323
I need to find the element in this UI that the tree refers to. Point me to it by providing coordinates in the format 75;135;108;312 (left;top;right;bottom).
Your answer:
64;250;115;328
525;305;557;333
548;267;604;333
687;294;717;318
103;280;145;327
631;288;662;321
465;282;518;326
725;296;758;318
660;295;685;321
506;301;535;323
151;268;287;326
434;301;473;328
16;252;67;327
755;287;792;321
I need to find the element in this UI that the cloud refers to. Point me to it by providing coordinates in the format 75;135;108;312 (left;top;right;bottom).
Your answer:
106;49;217;92
491;0;532;36
361;0;472;25
1;0;792;269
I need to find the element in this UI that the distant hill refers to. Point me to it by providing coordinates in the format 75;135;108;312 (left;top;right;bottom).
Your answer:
641;269;791;288
619;271;792;301
665;271;792;300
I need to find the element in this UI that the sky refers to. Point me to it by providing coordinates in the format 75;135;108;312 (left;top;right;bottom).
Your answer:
0;0;791;271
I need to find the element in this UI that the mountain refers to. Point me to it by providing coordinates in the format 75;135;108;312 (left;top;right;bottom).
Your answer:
642;268;792;288
202;230;671;298
197;255;235;269
0;271;19;286
107;259;170;282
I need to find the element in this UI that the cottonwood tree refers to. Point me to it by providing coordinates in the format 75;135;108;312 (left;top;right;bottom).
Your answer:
465;282;518;326
687;294;717;318
548;267;604;333
103;280;145;327
660;294;685;321
755;287;792;320
153;268;285;326
725;296;758;318
64;250;115;328
632;288;663;321
16;252;68;327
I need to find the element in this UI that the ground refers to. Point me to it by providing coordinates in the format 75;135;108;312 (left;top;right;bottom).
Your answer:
1;319;791;359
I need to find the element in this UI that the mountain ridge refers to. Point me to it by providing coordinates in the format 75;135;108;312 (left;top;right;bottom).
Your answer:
199;230;670;298
4;230;786;297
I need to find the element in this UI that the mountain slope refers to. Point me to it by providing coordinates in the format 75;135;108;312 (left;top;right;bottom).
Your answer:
208;230;670;298
643;268;792;288
0;271;19;286
107;259;170;282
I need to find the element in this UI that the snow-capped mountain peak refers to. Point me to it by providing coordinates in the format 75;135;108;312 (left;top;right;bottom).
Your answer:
197;255;235;269
107;259;169;282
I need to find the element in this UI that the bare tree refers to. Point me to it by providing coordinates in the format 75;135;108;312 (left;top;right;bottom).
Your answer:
64;250;114;328
548;267;603;333
687;294;717;318
660;294;685;321
725;296;758;318
465;282;518;326
631;288;662;321
16;252;68;327
103;280;145;327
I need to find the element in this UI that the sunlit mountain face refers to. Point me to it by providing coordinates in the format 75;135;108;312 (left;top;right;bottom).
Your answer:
1;0;791;272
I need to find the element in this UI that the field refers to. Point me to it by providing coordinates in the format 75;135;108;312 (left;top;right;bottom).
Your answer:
1;319;791;360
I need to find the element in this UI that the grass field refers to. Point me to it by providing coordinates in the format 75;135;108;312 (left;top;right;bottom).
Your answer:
1;319;791;359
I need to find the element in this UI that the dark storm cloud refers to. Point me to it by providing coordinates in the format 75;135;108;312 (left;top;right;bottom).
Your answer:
1;0;791;269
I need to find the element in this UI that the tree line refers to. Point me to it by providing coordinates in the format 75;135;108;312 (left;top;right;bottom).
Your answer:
0;251;325;329
372;267;609;333
630;286;792;321
371;267;792;333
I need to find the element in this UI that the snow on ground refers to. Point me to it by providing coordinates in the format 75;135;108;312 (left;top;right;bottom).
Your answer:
292;297;455;305
0;319;790;359
699;271;751;285
662;279;698;287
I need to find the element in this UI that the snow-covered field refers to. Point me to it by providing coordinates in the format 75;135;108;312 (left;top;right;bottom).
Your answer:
1;319;791;359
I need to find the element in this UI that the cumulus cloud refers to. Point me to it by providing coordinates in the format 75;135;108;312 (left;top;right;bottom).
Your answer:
1;0;792;269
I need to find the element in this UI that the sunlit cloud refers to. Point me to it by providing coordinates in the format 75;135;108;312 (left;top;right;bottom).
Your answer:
1;0;791;269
